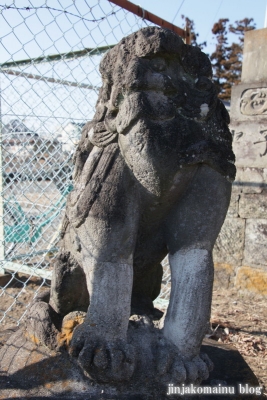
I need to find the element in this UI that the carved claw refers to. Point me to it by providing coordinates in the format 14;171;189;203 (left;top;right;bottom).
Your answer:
200;352;214;372
156;339;213;384
156;340;187;384
183;353;213;383
184;354;209;383
69;323;135;382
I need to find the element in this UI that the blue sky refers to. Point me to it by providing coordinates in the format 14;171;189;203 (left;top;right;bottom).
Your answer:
130;0;267;55
1;0;266;63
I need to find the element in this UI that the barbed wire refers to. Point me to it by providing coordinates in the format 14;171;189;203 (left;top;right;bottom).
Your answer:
0;4;119;23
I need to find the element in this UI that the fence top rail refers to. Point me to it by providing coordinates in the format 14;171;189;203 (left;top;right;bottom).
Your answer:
109;0;191;44
0;45;114;69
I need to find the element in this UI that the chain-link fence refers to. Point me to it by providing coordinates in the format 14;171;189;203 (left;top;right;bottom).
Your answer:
0;0;175;329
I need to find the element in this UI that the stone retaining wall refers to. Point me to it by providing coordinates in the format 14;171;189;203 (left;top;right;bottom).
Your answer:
213;28;267;296
213;171;267;295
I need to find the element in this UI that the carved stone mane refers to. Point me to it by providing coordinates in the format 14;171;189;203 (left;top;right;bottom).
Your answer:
73;27;235;187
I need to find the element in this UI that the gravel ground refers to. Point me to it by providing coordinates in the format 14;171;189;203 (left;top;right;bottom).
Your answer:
210;288;267;396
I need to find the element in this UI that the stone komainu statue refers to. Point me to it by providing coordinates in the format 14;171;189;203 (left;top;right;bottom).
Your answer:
28;27;235;383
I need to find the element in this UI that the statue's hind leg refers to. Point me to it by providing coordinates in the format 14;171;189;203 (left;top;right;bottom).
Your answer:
26;227;89;350
162;164;231;382
49;249;89;316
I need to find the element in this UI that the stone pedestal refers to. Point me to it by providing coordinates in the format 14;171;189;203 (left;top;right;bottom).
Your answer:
213;28;267;296
0;328;263;399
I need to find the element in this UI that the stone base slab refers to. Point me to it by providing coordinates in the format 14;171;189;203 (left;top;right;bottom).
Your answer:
0;330;262;399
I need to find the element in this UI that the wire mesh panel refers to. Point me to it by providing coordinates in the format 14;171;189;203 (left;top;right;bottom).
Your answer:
0;0;171;329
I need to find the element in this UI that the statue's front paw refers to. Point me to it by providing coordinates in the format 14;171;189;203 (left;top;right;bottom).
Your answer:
156;340;186;383
69;323;135;382
183;353;213;383
157;340;213;384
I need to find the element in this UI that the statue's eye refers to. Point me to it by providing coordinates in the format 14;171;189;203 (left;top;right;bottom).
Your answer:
151;58;166;72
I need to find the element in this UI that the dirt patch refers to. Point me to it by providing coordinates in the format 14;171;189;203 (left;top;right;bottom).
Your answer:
0;274;49;329
0;277;266;395
210;288;267;396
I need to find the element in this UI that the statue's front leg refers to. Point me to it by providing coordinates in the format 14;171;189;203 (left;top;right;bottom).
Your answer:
68;150;140;382
163;248;214;382
70;259;135;382
163;165;232;383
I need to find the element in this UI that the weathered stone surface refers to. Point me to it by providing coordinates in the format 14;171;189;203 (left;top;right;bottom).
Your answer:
231;121;267;168
213;263;235;289
236;266;267;295
213;218;245;265
154;257;233;307
0;330;262;400
230;82;267;122
243;219;267;267
233;167;267;194
26;300;61;350
240;88;267;116
241;28;267;84
239;192;267;219
224;28;267;296
231;167;244;194
227;192;239;218
0;321;213;400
